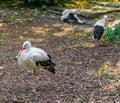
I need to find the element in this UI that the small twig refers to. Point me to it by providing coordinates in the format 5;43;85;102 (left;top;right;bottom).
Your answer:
89;1;120;8
47;9;62;15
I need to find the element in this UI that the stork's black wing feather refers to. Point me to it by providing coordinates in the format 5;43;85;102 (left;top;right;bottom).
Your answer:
93;25;104;40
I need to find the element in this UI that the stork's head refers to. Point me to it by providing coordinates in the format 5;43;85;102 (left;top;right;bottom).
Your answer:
16;41;31;59
103;15;108;24
23;41;31;49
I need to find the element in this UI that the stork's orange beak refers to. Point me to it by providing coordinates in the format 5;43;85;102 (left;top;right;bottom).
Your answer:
17;48;25;58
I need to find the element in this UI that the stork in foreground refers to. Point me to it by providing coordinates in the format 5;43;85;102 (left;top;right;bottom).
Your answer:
92;15;108;41
17;41;56;91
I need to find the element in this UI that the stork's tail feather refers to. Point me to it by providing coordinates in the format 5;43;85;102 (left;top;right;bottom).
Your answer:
44;67;55;74
46;59;56;74
49;59;56;67
38;59;56;74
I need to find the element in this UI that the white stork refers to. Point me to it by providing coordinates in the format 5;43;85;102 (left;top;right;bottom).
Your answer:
61;9;86;24
92;15;108;41
17;41;56;91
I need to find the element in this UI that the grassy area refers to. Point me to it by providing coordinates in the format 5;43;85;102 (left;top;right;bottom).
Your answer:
0;0;23;7
63;0;120;9
102;25;120;42
0;0;119;8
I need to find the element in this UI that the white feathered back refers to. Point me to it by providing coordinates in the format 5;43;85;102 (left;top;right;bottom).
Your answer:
62;9;77;16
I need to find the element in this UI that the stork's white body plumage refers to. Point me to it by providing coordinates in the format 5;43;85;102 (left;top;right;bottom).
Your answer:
17;41;56;91
18;47;49;69
62;9;77;16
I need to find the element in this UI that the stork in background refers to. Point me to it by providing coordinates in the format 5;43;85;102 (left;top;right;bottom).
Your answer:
16;41;56;92
61;9;86;31
92;15;108;41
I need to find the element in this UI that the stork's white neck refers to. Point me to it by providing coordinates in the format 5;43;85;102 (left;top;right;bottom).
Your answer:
24;47;31;53
95;19;106;28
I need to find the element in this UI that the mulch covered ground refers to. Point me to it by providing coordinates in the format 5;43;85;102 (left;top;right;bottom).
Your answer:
0;6;120;103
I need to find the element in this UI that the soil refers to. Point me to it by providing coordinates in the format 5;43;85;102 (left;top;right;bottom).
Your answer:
0;6;120;103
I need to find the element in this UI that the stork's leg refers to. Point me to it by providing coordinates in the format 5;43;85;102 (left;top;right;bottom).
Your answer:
32;69;36;92
70;22;73;33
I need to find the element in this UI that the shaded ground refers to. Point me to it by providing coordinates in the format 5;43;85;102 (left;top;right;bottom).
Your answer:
0;6;120;103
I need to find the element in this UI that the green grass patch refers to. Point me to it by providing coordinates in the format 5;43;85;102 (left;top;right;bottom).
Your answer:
97;68;103;75
104;25;120;41
103;72;113;79
67;60;72;64
97;68;120;81
0;32;7;37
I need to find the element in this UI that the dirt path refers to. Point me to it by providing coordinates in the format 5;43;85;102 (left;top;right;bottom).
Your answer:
0;6;120;103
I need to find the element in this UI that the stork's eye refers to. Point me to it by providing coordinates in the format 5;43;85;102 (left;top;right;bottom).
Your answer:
24;44;27;48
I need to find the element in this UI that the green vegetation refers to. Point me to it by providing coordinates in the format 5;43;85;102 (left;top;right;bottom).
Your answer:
104;25;120;41
24;0;120;9
103;72;113;79
0;32;7;37
97;68;120;81
103;72;120;81
0;0;120;9
97;68;103;75
67;60;72;64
